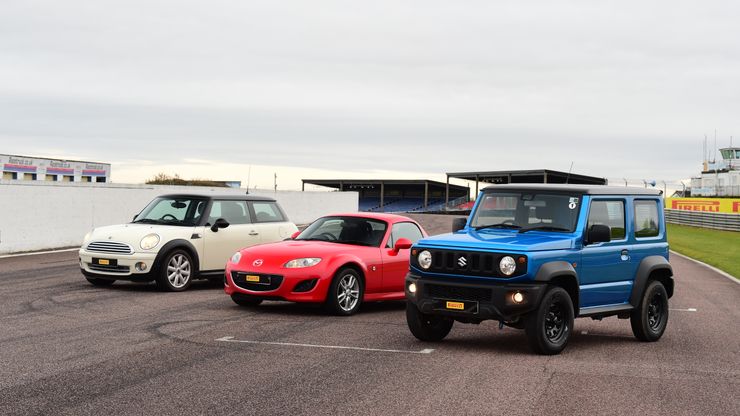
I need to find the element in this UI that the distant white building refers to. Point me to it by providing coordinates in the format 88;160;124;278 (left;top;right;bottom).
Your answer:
691;147;740;197
1;154;111;183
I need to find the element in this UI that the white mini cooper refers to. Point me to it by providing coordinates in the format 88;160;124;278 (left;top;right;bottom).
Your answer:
79;194;298;291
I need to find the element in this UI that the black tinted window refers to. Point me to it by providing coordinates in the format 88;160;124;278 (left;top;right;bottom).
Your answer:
251;202;285;223
634;200;660;238
587;200;625;239
210;201;251;225
387;222;424;248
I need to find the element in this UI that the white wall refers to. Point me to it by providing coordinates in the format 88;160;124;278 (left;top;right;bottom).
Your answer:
0;181;357;254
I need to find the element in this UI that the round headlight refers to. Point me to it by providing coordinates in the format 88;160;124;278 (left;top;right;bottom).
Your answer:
140;233;160;250
499;256;517;276
418;250;432;269
230;252;242;264
284;258;322;268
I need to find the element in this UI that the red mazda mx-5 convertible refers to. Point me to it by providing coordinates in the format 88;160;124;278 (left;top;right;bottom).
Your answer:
223;213;427;315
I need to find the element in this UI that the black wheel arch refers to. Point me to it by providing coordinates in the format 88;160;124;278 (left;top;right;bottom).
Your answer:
629;256;674;307
153;239;200;275
535;261;580;315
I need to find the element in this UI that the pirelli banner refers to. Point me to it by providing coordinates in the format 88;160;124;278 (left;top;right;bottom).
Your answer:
666;198;740;214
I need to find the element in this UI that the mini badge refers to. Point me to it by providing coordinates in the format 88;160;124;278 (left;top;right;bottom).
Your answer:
568;197;579;210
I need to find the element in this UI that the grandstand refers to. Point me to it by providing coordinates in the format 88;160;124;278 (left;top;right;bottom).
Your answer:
302;170;606;213
301;179;469;213
445;169;606;205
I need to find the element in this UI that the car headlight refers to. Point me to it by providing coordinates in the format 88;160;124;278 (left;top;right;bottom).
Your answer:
283;258;321;268
140;233;161;250
499;256;517;276
418;250;432;269
231;252;242;264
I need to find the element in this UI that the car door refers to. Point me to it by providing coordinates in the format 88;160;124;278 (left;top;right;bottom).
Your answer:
381;222;424;292
247;200;298;243
579;198;637;308
202;200;261;271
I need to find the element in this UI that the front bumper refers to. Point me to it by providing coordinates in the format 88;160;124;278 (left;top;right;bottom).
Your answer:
223;264;331;303
79;249;157;279
405;272;547;321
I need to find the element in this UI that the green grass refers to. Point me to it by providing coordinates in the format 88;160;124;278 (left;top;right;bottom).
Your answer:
667;223;740;279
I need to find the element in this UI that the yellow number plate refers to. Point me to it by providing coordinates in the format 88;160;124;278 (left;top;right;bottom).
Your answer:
98;259;110;265
446;301;465;310
245;275;261;283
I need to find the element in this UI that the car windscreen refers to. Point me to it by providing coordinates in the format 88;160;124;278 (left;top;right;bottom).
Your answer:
133;197;208;226
296;216;387;247
470;192;581;233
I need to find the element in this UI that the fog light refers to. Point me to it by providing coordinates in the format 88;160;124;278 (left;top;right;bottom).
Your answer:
408;283;417;294
512;291;524;304
135;262;148;272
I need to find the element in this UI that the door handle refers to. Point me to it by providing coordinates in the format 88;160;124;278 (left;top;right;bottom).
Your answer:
620;249;630;261
249;231;259;236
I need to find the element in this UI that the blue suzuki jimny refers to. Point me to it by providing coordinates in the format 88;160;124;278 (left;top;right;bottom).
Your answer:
405;184;674;355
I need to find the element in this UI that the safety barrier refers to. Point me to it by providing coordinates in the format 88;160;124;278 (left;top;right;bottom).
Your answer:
665;209;740;232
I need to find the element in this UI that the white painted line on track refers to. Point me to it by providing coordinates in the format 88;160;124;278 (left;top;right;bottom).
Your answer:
670;308;698;312
670;250;739;285
216;336;435;355
0;247;80;259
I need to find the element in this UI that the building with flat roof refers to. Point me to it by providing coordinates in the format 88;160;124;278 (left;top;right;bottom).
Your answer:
1;154;111;183
691;147;740;197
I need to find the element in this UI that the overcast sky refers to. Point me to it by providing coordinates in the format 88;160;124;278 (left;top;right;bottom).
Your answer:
1;0;738;190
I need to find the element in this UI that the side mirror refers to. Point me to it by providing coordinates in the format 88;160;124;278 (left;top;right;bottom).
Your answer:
211;218;230;232
390;238;413;255
587;224;611;244
290;231;301;239
452;217;467;233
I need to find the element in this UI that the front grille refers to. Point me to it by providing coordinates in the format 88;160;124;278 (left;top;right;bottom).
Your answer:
426;284;492;302
413;249;526;278
89;264;130;274
231;272;283;292
86;241;134;255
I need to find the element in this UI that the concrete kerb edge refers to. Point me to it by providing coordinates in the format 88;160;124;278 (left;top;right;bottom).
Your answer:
670;250;740;285
0;247;80;259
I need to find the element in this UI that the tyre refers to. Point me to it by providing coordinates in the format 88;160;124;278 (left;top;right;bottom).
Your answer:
406;302;454;341
231;293;263;307
155;249;194;292
85;276;115;287
525;286;574;355
630;280;669;342
325;268;364;316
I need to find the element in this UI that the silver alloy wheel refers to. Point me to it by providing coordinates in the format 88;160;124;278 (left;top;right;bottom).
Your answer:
167;254;191;289
336;273;360;312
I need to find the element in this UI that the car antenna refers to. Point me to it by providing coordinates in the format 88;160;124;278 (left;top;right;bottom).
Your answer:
565;162;574;184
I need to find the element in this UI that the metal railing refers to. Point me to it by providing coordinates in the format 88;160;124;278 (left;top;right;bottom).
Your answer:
665;209;740;232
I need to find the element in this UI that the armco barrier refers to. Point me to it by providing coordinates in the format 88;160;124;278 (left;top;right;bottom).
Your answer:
665;209;740;232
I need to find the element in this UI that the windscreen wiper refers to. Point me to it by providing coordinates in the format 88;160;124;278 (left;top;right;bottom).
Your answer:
474;223;521;231
518;225;571;233
132;218;160;224
334;240;373;246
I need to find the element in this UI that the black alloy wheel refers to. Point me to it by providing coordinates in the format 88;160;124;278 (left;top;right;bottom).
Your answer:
631;280;669;342
525;286;574;355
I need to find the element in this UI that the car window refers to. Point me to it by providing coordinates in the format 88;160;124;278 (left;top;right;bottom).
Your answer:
587;200;626;240
634;200;660;238
387;222;424;248
297;216;387;247
471;192;580;232
251;202;285;223
134;197;205;226
209;200;251;225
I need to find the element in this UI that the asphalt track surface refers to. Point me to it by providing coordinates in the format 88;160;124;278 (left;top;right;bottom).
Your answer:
1;215;738;416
